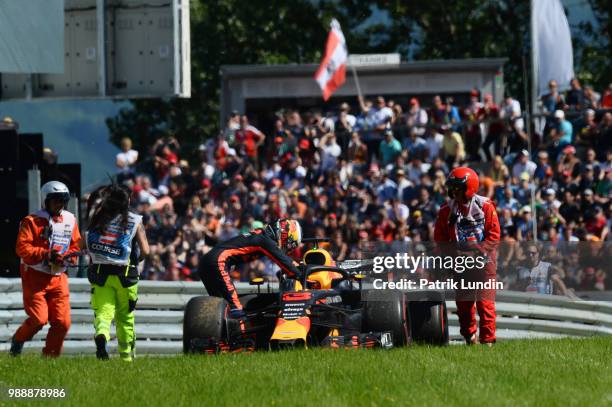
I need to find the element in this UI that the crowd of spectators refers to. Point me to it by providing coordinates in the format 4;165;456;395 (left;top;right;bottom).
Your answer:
104;78;612;292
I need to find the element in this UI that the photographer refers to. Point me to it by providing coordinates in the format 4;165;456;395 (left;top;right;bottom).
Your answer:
86;184;150;361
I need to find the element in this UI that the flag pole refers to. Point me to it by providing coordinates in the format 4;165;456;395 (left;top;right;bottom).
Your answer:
350;62;364;102
529;0;538;241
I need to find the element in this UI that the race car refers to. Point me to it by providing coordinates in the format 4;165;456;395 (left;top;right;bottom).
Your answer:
183;238;449;353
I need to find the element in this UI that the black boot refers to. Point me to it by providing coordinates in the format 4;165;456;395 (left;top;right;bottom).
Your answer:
9;335;24;356
464;333;478;345
95;334;109;360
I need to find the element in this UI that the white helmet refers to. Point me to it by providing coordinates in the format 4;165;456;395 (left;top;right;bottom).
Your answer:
41;181;70;207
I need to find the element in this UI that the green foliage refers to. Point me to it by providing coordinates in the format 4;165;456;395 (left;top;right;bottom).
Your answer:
377;0;530;101
575;0;611;90
2;338;611;406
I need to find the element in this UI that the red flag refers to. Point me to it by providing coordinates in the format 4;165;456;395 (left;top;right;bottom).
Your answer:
314;19;347;101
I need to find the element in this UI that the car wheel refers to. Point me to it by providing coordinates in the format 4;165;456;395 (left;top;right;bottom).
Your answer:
408;301;449;345
362;290;409;347
183;296;227;354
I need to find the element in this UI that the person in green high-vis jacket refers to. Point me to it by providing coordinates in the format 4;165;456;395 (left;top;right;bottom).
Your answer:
85;184;150;361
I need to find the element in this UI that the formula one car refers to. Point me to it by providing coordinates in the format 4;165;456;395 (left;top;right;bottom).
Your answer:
183;238;448;353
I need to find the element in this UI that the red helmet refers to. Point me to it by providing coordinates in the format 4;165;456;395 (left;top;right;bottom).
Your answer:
446;167;479;199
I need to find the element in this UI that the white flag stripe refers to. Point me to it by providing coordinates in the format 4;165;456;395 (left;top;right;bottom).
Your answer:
315;41;348;89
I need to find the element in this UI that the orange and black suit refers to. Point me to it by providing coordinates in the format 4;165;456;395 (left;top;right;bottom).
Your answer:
199;230;300;311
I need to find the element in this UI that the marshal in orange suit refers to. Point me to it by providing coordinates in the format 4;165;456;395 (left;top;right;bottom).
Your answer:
10;181;81;357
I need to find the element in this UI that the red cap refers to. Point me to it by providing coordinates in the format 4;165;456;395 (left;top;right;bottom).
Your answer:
234;174;243;181
275;136;284;144
328;213;337;220
470;89;479;97
230;195;239;203
167;153;178;164
299;139;310;149
563;145;576;155
410;97;419;105
201;178;211;188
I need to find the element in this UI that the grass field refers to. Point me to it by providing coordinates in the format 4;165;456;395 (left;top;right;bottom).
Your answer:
1;337;611;406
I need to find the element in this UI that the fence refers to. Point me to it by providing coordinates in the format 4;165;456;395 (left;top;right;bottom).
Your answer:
1;278;611;355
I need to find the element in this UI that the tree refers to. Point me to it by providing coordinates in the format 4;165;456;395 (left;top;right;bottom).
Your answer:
375;0;531;102
574;0;611;90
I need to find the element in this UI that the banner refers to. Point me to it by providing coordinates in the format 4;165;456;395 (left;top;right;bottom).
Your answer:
532;0;574;97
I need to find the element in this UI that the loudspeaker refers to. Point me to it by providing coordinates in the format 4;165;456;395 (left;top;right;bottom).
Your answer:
0;128;18;171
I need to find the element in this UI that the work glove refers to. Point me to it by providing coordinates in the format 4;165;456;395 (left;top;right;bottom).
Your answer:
47;249;65;266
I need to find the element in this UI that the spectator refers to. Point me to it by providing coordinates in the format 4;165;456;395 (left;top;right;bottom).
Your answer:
479;94;504;161
424;126;444;162
406;97;428;136
566;78;585;110
540;79;565;116
116;137;139;182
235;115;266;168
336;102;356;155
319;132;342;173
583;85;600;109
441;125;465;168
601;84;612;109
429;95;446;125
534;150;552;181
500;95;524;132
443;97;461;131
552;109;573;148
379;130;402;167
512;150;537;181
347;131;368;173
574;109;598;155
403;127;427;160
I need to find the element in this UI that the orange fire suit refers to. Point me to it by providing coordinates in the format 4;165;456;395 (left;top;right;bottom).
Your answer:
14;209;81;357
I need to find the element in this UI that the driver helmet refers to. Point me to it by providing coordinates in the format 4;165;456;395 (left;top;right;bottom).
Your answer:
41;181;70;208
264;218;302;253
446;167;479;199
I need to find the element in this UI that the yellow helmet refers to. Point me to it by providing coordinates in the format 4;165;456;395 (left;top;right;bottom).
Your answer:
265;218;302;253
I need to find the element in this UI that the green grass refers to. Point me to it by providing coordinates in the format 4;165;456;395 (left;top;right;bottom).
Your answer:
1;338;611;406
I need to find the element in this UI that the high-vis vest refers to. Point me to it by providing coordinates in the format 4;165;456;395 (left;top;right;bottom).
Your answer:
22;209;77;275
87;212;142;266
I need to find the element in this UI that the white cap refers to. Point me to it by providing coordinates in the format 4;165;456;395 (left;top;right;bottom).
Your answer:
554;110;565;119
